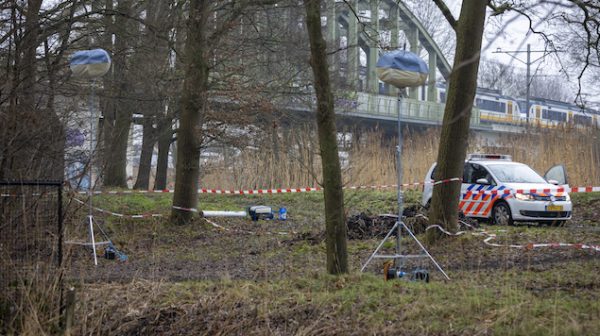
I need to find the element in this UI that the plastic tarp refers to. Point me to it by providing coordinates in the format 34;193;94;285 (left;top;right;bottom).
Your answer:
376;50;428;88
70;49;111;78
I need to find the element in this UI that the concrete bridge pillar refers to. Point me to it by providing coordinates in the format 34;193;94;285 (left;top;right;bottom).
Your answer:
367;0;379;94
428;51;437;102
346;0;359;91
407;28;420;100
386;4;399;97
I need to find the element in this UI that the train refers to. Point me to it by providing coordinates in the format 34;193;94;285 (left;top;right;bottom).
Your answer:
437;84;600;128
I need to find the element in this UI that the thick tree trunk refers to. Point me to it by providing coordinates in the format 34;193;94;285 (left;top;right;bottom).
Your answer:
104;104;131;187
102;0;132;188
134;116;156;189
154;117;172;190
171;0;210;224
304;0;348;274
428;0;487;240
134;0;170;190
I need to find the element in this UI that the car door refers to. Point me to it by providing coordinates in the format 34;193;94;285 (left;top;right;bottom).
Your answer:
460;163;497;217
544;164;568;186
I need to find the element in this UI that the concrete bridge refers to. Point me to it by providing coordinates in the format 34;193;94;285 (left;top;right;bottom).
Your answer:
316;0;525;136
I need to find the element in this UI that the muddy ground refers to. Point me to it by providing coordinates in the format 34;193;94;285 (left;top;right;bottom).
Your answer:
53;194;600;335
66;196;600;284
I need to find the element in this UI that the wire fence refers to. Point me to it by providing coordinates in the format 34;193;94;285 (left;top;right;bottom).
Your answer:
0;180;63;330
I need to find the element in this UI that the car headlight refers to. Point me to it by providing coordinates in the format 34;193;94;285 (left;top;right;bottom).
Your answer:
514;193;534;201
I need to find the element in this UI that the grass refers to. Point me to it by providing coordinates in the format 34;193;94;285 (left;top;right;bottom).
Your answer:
77;263;600;335
50;190;600;335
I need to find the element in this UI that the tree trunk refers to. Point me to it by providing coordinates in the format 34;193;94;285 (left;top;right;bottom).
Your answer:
134;116;156;189
102;0;133;188
134;0;171;190
154;117;172;190
304;0;348;274
171;0;210;224
428;0;487;240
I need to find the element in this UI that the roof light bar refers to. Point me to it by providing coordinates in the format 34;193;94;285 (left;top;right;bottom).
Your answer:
467;154;512;161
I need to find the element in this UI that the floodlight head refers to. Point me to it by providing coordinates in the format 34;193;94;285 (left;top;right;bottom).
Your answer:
376;49;428;88
70;49;111;78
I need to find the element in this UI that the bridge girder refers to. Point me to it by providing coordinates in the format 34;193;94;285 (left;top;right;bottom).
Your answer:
334;0;452;89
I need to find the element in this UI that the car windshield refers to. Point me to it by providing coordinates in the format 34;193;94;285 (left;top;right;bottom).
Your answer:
487;163;547;183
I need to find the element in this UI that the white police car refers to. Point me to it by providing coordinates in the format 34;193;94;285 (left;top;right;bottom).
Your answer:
422;154;572;225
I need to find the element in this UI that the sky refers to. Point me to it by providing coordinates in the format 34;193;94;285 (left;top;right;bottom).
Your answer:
445;0;598;104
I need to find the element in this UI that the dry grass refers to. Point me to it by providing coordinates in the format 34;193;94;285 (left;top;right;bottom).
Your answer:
200;126;600;189
492;126;600;186
0;261;65;335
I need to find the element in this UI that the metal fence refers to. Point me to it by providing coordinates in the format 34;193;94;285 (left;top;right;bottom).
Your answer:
0;180;63;327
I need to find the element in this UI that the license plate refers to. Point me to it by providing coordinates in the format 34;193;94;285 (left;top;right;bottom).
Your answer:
546;205;563;211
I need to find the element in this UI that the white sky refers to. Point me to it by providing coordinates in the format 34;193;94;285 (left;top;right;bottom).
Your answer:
445;0;598;103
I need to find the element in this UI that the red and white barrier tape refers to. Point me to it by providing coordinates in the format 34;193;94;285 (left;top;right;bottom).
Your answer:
171;205;199;213
71;178;464;196
71;193;600;251
68;182;600;197
425;225;600;253
72;197;163;219
481;233;600;252
72;196;293;235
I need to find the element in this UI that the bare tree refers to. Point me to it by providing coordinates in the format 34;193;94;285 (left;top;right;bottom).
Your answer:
304;0;348;274
101;0;135;187
427;0;488;239
478;58;572;101
170;0;281;224
0;0;78;180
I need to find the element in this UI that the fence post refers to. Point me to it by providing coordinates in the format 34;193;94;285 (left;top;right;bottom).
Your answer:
62;287;76;336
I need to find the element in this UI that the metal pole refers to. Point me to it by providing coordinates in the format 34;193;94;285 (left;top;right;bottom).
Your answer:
526;44;531;126
88;80;98;266
360;222;399;272
401;222;450;280
89;80;95;216
396;93;403;267
88;215;98;266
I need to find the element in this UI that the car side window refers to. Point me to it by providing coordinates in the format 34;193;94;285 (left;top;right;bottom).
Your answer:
463;163;473;183
465;163;496;185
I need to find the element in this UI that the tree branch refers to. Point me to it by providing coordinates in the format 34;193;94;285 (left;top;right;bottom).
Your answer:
431;0;457;30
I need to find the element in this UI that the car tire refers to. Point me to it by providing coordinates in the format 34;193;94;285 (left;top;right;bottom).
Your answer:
492;201;513;226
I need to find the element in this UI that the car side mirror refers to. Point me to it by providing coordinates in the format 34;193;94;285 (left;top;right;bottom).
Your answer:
476;178;490;185
547;179;559;185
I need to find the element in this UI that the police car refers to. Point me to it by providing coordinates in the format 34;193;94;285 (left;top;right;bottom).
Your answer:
421;154;572;225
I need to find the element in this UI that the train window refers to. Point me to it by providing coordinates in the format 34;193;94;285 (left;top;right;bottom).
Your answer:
476;98;506;113
542;110;567;122
574;114;592;125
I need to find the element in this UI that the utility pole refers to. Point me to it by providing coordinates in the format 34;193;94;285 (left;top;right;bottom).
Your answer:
526;44;530;125
492;44;559;125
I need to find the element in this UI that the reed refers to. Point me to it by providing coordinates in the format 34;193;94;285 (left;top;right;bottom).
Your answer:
199;126;600;189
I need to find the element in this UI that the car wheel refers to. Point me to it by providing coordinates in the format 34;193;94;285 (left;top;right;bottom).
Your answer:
492;201;513;226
